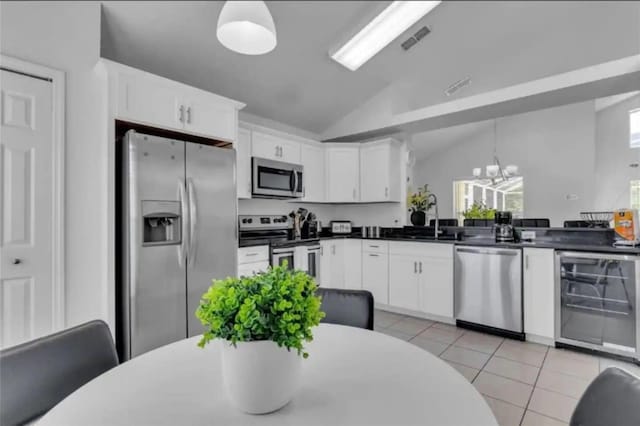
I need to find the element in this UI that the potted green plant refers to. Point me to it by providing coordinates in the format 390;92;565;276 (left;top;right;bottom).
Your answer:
195;263;324;414
462;202;497;221
407;184;436;226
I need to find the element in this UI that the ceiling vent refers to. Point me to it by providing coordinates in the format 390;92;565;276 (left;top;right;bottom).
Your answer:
401;26;431;51
445;76;471;97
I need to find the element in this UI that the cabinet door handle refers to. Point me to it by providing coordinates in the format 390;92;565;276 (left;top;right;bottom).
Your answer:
369;245;379;248
186;106;192;124
178;105;185;123
419;261;422;274
275;146;279;157
414;261;417;273
353;188;356;200
385;187;388;197
369;253;379;257
525;255;529;270
332;245;335;255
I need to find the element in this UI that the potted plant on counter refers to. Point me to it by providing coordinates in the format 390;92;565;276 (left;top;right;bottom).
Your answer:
462;202;497;221
407;184;436;226
195;263;325;414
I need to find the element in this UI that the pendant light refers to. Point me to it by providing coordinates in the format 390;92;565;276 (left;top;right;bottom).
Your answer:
471;119;518;184
217;1;277;55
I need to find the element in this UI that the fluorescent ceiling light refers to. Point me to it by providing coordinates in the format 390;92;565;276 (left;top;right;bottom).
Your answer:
331;1;441;71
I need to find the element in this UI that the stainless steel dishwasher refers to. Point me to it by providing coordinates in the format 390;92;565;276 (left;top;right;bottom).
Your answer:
454;246;524;338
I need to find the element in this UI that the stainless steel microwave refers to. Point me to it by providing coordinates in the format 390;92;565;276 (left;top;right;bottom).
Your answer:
252;157;303;199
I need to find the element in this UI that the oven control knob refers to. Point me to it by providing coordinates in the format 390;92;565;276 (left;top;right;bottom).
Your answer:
247;218;253;224
241;218;247;224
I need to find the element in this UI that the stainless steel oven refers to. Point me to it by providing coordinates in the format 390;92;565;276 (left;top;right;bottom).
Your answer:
271;243;320;282
272;247;295;270
556;251;639;360
252;157;303;199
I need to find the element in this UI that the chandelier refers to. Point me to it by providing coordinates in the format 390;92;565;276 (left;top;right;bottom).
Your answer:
472;119;518;185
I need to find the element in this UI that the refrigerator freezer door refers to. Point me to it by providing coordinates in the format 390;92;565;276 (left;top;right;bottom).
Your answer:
124;131;187;358
185;143;238;337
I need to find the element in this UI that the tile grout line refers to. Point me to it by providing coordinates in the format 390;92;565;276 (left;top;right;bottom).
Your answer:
518;345;550;426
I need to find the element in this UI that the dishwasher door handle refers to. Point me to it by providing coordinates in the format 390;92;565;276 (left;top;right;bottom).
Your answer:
456;247;520;256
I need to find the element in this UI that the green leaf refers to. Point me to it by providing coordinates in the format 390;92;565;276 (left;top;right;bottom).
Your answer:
194;262;325;358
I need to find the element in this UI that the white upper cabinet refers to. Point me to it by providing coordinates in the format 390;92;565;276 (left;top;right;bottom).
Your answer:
360;139;402;202
236;127;252;199
184;92;236;141
109;60;243;142
325;145;360;202
252;131;301;163
523;248;555;340
300;143;325;202
117;73;183;131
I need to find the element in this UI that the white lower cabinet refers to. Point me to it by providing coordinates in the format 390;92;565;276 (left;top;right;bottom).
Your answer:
362;241;389;304
343;239;362;290
389;255;419;310
388;242;453;318
319;239;362;289
418;255;453;318
523;248;555;340
319;240;344;288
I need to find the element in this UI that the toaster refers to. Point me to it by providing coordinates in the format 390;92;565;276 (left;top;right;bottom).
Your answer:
330;221;352;234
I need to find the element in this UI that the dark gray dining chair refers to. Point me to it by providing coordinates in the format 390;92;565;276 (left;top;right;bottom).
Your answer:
316;288;374;330
0;320;119;426
570;366;640;426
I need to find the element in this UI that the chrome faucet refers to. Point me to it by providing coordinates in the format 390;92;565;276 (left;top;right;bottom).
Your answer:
427;193;439;239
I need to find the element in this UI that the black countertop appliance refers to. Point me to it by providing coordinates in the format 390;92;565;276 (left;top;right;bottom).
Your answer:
495;211;515;242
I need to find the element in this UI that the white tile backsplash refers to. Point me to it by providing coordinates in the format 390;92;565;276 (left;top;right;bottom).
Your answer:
238;198;406;227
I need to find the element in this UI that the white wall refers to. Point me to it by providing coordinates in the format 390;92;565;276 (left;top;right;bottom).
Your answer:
1;1;106;328
238;200;406;228
593;94;640;209
412;101;597;227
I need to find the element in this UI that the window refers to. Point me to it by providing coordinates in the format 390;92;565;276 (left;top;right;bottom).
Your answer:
453;177;524;224
631;180;640;210
631;108;640;148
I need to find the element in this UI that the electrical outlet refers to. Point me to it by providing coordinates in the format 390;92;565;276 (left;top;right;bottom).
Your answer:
566;194;579;201
521;230;536;240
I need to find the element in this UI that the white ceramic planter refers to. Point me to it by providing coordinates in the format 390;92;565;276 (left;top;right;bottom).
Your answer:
221;340;302;414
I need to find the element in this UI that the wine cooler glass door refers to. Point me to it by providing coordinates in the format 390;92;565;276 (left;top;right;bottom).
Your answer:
557;252;637;355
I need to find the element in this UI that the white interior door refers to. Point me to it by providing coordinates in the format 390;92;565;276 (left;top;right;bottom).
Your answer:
1;69;55;348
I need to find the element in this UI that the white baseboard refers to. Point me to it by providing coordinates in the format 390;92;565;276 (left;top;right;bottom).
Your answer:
375;303;455;325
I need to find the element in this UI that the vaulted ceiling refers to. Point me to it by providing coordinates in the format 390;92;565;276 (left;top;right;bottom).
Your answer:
101;1;640;137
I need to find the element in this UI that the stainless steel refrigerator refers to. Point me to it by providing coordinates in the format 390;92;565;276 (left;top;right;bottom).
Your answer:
121;130;237;360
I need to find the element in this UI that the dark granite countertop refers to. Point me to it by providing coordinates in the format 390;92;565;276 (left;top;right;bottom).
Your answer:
317;235;640;255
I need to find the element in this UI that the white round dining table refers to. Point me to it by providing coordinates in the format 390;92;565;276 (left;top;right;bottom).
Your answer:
38;324;498;426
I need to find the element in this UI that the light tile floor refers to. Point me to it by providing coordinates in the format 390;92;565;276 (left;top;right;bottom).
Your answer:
374;309;640;426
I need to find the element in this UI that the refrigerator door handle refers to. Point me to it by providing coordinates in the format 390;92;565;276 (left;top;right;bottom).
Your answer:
187;178;198;267
178;179;189;268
